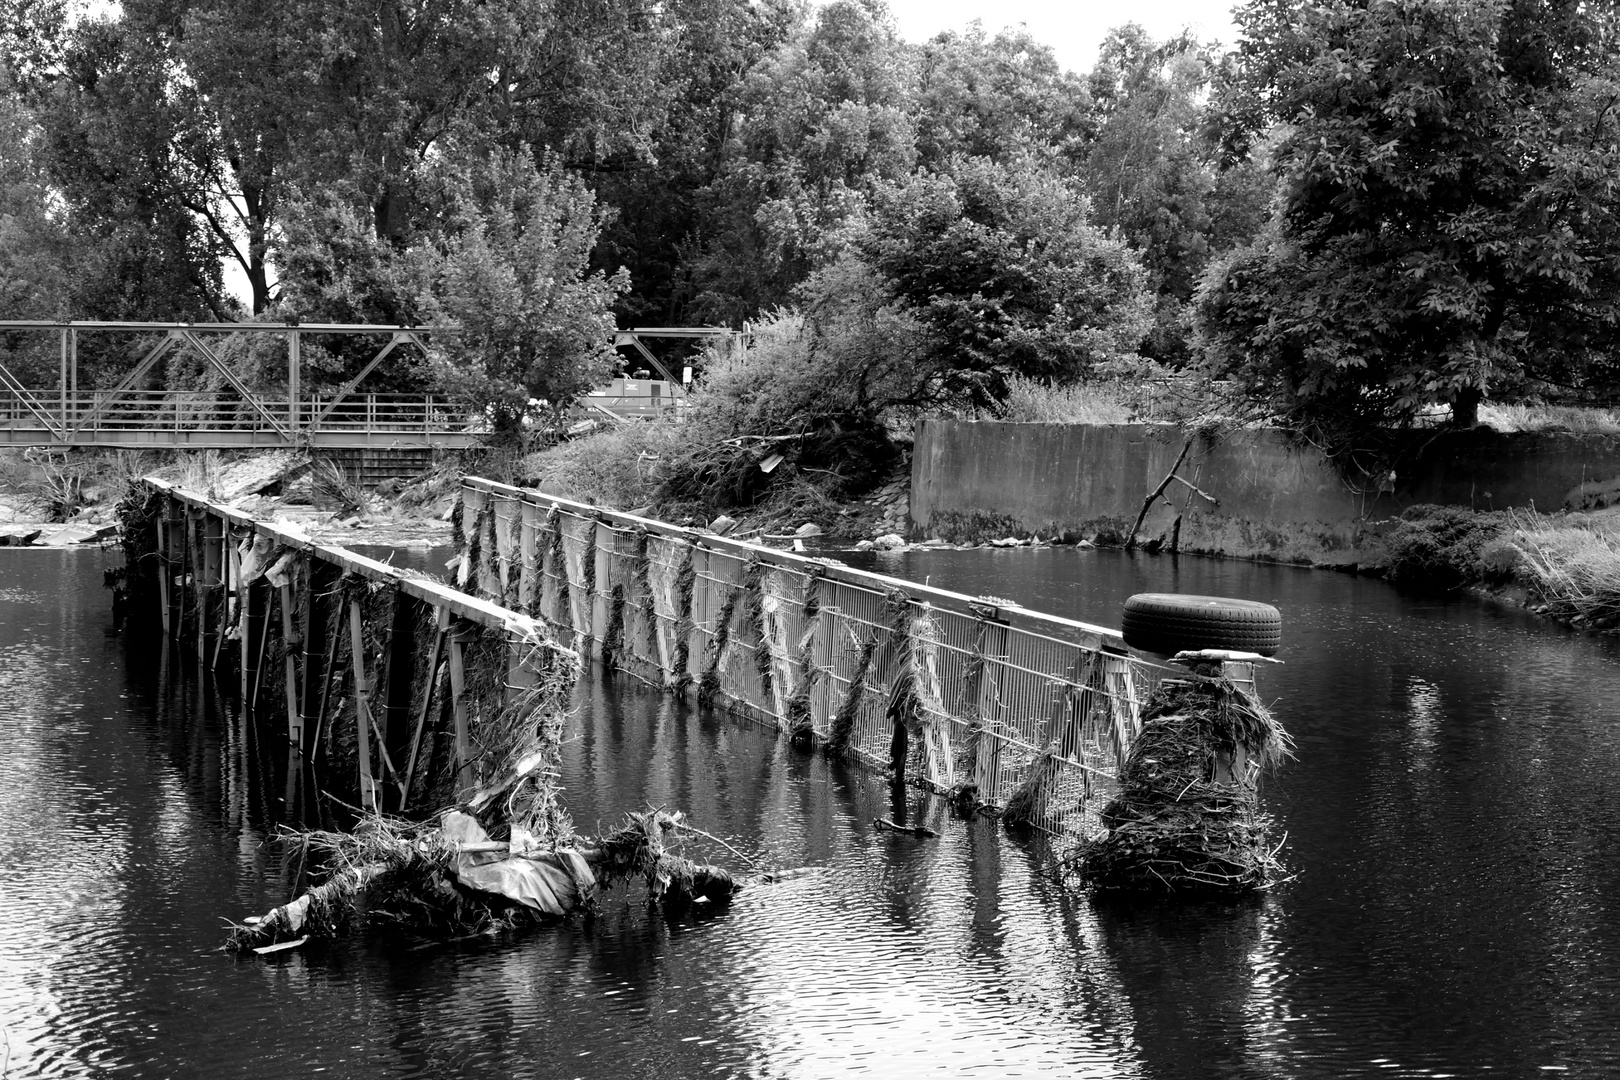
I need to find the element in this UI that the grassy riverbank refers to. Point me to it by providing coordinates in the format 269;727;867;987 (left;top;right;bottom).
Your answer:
1384;504;1620;633
9;442;1619;639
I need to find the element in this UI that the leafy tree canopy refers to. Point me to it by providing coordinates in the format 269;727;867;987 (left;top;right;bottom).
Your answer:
861;155;1150;407
1198;0;1620;458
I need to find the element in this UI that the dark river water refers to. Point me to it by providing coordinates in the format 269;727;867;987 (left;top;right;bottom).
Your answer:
3;544;1619;1079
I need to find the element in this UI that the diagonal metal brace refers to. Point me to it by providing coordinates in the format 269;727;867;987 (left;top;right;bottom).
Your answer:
309;333;410;431
619;335;688;397
181;330;289;439
65;331;178;437
0;360;65;437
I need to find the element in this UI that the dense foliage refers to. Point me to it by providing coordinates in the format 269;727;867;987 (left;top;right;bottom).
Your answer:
1198;0;1620;460
3;0;1618;445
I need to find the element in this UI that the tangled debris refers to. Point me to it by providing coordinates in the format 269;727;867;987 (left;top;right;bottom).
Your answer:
225;628;739;955
1073;670;1292;896
226;806;740;955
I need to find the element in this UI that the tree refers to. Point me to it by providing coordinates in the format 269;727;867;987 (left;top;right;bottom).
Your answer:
585;0;797;325
1084;26;1235;361
682;0;920;323
0;68;76;383
913;24;1092;168
417;149;629;442
1198;0;1620;455
860;155;1150;407
27;17;229;321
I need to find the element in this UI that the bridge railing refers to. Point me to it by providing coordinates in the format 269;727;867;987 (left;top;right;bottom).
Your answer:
0;389;478;438
305;394;472;434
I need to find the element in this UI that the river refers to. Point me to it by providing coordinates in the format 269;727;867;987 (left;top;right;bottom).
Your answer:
2;544;1618;1078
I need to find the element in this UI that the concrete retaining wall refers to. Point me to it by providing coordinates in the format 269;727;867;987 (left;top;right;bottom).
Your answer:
909;421;1620;566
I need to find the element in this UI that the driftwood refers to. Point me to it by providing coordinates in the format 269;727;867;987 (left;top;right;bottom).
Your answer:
226;809;741;955
873;817;938;838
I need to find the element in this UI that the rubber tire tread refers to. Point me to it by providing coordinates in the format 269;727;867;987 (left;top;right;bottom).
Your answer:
1121;593;1282;657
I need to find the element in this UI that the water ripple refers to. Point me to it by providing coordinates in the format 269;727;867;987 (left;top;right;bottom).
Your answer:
3;550;1620;1077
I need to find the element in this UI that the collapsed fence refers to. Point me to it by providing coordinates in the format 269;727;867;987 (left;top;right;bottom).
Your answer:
455;478;1187;841
121;477;580;823
117;474;1282;944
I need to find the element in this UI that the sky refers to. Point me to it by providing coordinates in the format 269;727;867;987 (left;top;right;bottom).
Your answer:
878;0;1240;72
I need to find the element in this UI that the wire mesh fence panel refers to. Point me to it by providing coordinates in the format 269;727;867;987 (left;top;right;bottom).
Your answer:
622;532;662;677
491;493;521;606
517;502;540;613
542;511;570;629
817;578;897;770
644;535;691;685
705;548;774;724
558;516;596;640
457;479;1180;843
596;522;658;679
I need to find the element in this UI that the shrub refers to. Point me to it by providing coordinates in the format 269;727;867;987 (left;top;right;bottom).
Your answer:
1477;537;1524;583
519;422;686;509
1382;505;1509;589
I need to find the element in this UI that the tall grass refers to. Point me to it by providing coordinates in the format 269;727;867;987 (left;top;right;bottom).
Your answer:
994;376;1137;424
519;421;686;509
1509;509;1620;627
1479;404;1620;434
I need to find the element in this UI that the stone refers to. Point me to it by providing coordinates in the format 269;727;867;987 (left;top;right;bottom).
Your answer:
1077;539;1095;549
854;540;875;551
215;449;311;502
794;522;823;537
872;533;905;551
0;527;42;546
708;514;738;536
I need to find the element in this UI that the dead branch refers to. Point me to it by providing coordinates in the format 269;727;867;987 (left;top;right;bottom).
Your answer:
1126;438;1194;551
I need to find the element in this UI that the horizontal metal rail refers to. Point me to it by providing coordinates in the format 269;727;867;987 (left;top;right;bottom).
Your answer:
0;321;455;333
0;390;480;448
145;478;555;635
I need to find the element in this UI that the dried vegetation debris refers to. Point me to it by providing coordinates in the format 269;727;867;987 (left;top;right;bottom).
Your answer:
226;803;742;955
1072;672;1293;896
223;632;740;955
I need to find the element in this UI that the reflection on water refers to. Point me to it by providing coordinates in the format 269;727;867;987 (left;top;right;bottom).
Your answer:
1;546;1618;1078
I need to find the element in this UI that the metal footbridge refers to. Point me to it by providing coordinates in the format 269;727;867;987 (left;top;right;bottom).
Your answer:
0;321;479;449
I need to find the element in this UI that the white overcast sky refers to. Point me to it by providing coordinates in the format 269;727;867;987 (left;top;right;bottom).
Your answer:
879;0;1241;71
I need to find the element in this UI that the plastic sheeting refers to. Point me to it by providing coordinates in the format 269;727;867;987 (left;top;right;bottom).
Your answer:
441;811;596;916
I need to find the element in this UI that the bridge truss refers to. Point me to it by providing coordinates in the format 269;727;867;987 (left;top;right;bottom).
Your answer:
0;321;480;449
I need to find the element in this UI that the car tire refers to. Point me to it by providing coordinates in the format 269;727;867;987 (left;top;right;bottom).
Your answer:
1121;593;1282;657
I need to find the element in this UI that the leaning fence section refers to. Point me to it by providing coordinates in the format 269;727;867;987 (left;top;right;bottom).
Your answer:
126;478;580;825
458;478;1173;840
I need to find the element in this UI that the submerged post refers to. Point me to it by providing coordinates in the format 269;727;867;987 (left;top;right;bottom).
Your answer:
349;596;379;814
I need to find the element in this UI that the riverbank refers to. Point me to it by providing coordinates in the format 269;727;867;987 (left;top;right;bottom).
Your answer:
0;447;456;551
7;443;1616;638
